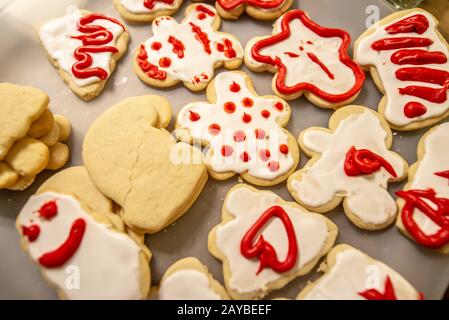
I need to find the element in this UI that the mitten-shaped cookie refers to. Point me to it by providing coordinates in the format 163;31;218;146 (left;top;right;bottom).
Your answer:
113;0;183;23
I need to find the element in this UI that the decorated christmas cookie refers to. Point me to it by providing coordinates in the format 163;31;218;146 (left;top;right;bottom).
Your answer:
39;7;129;101
214;0;293;20
16;170;151;299
245;10;365;108
297;244;422;300
208;184;338;299
396;123;449;254
133;4;243;92
287;105;408;230
176;71;299;186
0;83;71;191
113;0;183;23
83;95;208;234
354;9;449;131
154;257;229;300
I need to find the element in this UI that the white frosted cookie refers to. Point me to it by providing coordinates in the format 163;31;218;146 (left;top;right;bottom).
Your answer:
39;7;129;101
83;95;208;234
212;0;293;20
133;4;243;92
354;9;449;131
396;122;449;254
208;184;338;300
287;105;408;230
175;71;299;186
113;0;183;23
297;244;422;300
245;10;365;108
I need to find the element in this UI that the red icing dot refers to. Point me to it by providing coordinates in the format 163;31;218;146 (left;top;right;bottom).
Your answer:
255;129;266;139
279;144;289;154
268;161;280;172
259;149;271;162
242;97;254;107
404;102;427;118
39;201;58;220
242;113;252;123
22;225;40;242
198;13;207;20
224;101;236;113
209;123;221;135
159;57;171;68
240;152;250;162
299;46;304;51
233;130;246;142
274;102;284;111
261;110;271;118
221;145;234;157
189;110;201;121
151;42;162;50
230;81;241;92
306;40;314;45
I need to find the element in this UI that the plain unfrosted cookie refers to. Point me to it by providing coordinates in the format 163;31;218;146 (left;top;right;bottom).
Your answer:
27;109;54;139
113;0;183;23
39;7;129;101
133;4;243;92
153;257;229;300
354;9;449;131
208;184;338;300
53;115;72;142
287;105;408;230
211;0;293;20
297;244;422;300
5;138;49;177
396;122;449;254
83;96;208;234
175;71;299;186
244;10;365;108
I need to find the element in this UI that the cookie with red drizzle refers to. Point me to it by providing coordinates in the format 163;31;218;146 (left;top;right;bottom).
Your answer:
215;0;293;20
113;0;182;23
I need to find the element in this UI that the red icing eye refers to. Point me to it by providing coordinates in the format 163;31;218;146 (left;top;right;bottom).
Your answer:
224;101;236;113
242;113;252;123
159;57;171;68
151;42;162;50
274;102;284;111
299;46;304;51
259;149;271;162
230;81;241;92
22;225;40;242
221;145;234;157
255;129;266;139
198;13;207;20
240;152;250;162
242;97;254;107
261;110;271;118
38;201;58;220
209;123;221;135
279;144;289;154
189;111;201;121
268;161;280;172
233;130;246;142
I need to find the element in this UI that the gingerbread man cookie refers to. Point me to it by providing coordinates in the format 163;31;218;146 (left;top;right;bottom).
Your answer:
176;71;299;186
208;184;338;300
297;245;422;300
396;122;449;254
39;7;129;101
133;4;243;91
83;95;208;234
16;167;151;299
287;105;408;230
0;83;71;191
245;10;365;108
113;0;183;23
354;9;449;131
213;0;293;20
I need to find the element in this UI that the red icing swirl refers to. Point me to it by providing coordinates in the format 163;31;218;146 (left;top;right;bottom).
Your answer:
344;146;397;178
143;0;174;10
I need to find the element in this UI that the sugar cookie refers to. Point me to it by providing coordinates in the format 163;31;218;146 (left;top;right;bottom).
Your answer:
214;0;293;20
113;0;183;23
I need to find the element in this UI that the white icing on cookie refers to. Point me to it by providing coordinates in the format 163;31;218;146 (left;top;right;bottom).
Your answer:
177;72;294;180
355;11;449;126
290;111;405;225
39;7;124;87
17;192;143;300
215;187;331;294
120;0;179;14
159;269;222;300
301;247;419;300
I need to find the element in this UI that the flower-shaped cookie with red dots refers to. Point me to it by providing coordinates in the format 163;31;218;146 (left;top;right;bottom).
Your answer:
133;4;243;92
214;0;293;20
175;71;299;186
245;10;365;109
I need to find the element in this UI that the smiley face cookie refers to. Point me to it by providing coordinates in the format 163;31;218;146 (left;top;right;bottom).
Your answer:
287;105;408;230
175;71;299;186
213;0;293;20
208;184;338;300
83;95;208;234
113;0;183;23
297;244;422;300
396;123;449;254
354;9;449;131
39;7;129;101
16;167;151;300
133;4;243;92
245;10;365;108
0;83;71;191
